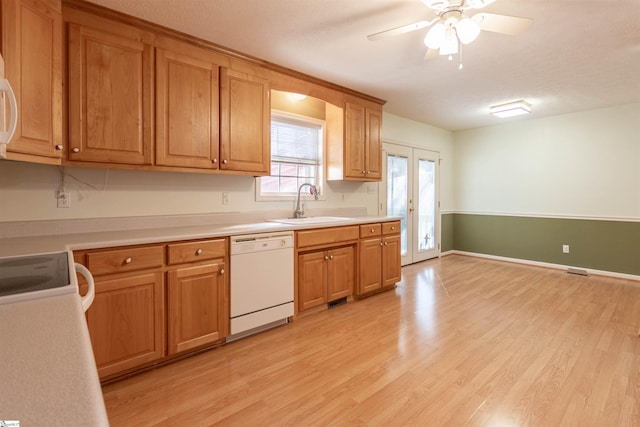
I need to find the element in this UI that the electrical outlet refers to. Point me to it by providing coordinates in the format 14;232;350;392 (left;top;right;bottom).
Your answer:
57;191;70;208
562;244;570;254
222;192;230;205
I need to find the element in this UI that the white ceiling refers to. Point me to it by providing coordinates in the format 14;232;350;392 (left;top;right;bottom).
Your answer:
86;0;640;131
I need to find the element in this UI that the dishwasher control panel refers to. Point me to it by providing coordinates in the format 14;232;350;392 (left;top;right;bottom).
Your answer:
230;232;294;255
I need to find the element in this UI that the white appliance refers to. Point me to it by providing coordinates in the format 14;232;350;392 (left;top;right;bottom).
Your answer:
0;251;95;312
230;231;294;338
0;53;18;159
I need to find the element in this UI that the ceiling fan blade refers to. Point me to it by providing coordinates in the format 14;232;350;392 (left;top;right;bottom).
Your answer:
424;48;439;60
472;13;532;35
367;18;437;41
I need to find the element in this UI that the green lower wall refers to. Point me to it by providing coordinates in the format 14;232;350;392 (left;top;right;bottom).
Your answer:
447;213;640;276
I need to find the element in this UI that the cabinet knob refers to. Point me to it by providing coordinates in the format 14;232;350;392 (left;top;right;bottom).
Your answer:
72;148;80;153
55;144;63;150
124;257;132;264
324;255;329;261
196;248;203;255
212;158;217;164
223;159;228;164
371;228;375;233
362;170;366;175
379;242;383;246
329;255;334;260
367;171;371;174
384;242;388;246
391;226;395;230
220;268;225;274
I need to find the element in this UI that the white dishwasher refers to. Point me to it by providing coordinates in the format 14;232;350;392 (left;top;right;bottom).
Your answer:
230;231;294;339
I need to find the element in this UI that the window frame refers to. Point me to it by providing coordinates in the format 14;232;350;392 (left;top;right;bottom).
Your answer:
256;110;326;202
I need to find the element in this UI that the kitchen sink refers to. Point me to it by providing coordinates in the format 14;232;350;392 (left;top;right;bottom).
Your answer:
268;216;351;225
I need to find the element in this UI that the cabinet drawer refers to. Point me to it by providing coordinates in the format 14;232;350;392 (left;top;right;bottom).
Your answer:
382;221;401;235
360;223;382;238
167;239;226;265
86;245;164;276
297;226;359;248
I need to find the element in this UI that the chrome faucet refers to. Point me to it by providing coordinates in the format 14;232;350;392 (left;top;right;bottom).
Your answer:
294;183;319;218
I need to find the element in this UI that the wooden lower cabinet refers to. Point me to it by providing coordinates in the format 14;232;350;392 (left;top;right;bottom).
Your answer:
86;271;164;379
298;245;354;312
167;262;227;355
358;222;401;296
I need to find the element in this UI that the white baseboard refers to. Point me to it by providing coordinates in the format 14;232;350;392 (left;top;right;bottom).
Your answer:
448;250;640;283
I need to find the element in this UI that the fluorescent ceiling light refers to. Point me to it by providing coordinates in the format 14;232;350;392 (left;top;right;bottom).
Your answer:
489;100;531;118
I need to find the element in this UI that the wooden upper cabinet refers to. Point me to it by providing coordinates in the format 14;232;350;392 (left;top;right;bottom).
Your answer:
344;102;366;179
1;0;62;163
155;46;219;169
219;67;270;175
326;101;383;182
67;23;153;165
345;102;382;181
365;107;382;180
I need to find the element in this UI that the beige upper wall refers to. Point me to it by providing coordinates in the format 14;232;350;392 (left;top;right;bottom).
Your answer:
453;103;640;219
381;112;455;212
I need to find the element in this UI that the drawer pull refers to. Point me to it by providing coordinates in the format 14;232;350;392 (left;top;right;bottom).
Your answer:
391;226;395;230
220;268;225;274
371;228;375;233
124;257;132;264
196;248;203;255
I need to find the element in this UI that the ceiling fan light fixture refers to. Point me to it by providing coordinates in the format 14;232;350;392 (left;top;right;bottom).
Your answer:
424;22;445;49
455;17;481;44
489;100;532;118
439;26;459;55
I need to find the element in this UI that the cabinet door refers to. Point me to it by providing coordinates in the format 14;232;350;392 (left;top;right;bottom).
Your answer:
86;272;164;379
167;262;228;355
298;251;327;311
327;246;354;301
2;0;62;162
365;108;382;180
219;67;270;174
67;24;152;164
344;102;366;179
359;237;382;294
382;234;401;286
156;47;219;169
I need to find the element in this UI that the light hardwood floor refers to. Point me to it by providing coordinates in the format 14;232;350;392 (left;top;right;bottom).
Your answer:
102;255;640;426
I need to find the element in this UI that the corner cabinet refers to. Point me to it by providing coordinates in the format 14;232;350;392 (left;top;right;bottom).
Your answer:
219;67;271;175
1;0;63;163
66;21;154;165
326;102;382;181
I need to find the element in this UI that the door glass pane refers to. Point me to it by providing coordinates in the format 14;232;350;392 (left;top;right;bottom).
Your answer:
387;155;408;256
418;159;435;252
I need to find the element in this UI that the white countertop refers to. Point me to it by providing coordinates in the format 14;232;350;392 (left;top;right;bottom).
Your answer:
0;293;109;426
0;215;401;257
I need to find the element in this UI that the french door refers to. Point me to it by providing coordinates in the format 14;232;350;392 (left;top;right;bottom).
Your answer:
383;143;439;265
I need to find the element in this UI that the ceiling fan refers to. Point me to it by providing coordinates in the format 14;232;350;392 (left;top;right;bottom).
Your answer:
367;0;532;66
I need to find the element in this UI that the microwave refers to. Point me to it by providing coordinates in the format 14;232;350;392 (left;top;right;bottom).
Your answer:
0;52;18;159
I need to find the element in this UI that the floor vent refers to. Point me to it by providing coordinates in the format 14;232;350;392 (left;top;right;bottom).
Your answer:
328;297;347;308
567;267;589;276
